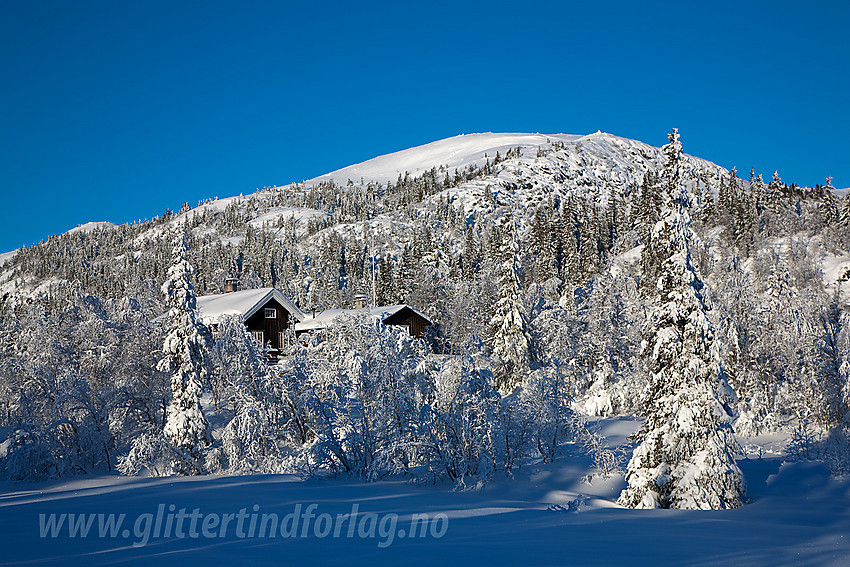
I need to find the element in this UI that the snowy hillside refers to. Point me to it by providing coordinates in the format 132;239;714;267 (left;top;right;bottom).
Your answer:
0;130;722;300
304;132;583;186
0;250;16;268
2;129;847;328
436;132;723;219
4;131;843;265
301;131;726;259
67;221;117;235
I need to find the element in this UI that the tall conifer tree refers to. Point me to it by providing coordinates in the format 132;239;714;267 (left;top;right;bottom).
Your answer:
620;129;745;510
489;215;533;392
159;227;212;474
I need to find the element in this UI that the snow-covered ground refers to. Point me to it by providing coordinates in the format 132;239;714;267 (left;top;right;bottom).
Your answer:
823;252;850;296
3;418;849;566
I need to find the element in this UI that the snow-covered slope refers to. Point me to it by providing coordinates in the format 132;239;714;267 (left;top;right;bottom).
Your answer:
67;221;117;235
0;130;842;309
312;131;726;265
304;132;582;187
444;132;723;217
6;132;845;268
0;131;732;304
153;131;723;255
0;250;16;268
305;131;847;202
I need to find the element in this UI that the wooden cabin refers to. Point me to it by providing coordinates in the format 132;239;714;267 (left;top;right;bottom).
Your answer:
195;286;305;352
293;304;433;338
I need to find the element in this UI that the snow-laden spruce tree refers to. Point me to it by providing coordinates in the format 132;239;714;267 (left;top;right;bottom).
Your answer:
838;195;850;249
619;129;745;510
489;215;533;392
158;227;212;475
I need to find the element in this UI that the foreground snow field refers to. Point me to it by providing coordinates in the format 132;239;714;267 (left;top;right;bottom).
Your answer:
2;418;849;566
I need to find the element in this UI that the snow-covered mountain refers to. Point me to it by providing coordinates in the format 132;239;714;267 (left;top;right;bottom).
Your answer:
179;130;725;253
3;130;847;308
0;131;702;297
5;130;846;263
304;132;583;186
66;221;117;235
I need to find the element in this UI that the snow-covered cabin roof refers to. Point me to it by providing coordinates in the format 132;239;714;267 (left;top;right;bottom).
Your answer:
293;304;432;333
196;287;306;324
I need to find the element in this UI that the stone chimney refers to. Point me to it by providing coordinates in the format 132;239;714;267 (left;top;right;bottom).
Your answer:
354;294;368;309
225;278;239;293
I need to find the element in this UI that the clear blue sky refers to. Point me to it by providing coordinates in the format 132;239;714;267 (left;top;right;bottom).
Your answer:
1;1;848;253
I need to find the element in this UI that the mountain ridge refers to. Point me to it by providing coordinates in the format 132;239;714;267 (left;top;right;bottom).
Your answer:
1;130;847;313
3;131;846;257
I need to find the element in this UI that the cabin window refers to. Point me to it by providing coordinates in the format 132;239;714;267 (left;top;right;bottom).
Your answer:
264;308;277;319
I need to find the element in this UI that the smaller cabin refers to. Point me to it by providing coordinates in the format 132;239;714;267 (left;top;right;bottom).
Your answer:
293;304;433;338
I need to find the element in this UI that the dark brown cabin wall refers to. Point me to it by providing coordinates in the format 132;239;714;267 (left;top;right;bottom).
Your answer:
409;316;424;337
243;298;291;349
382;307;431;338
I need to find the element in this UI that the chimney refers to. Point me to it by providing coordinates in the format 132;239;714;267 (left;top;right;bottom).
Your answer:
225;278;239;293
354;294;368;309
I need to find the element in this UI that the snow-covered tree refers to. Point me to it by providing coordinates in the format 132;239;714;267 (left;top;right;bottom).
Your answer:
531;205;556;284
576;273;642;416
287;314;433;479
157;228;212;475
620;129;745;510
515;363;580;463
489;216;533;392
635;170;661;246
423;350;502;485
836;194;850;249
205;316;286;474
840;195;850;229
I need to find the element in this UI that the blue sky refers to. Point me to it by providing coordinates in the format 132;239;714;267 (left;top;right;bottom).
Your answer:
1;1;848;253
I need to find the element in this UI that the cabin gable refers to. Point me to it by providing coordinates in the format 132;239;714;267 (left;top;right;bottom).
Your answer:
382;307;430;337
243;297;291;350
293;304;433;338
